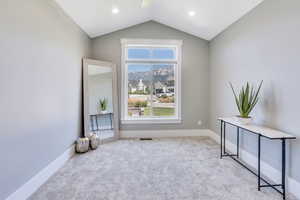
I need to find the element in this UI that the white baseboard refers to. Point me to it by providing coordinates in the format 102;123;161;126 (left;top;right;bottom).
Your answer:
120;129;212;138
207;130;300;199
6;145;75;200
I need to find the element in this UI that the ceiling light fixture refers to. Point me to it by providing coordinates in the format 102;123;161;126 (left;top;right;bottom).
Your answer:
112;8;119;14
188;11;196;17
141;0;152;8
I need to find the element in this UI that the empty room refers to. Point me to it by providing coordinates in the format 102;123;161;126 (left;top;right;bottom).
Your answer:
1;0;300;199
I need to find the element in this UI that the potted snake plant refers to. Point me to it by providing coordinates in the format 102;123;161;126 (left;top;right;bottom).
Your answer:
99;98;108;114
230;81;263;124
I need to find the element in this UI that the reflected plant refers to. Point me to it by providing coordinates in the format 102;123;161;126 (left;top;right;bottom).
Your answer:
99;98;108;111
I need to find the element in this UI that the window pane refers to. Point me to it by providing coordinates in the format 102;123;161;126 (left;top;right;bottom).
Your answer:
127;48;151;59
127;64;152;117
152;48;175;60
127;63;176;118
127;47;176;60
152;64;175;117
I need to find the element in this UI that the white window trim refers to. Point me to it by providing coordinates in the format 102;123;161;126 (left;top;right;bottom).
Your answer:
121;38;182;124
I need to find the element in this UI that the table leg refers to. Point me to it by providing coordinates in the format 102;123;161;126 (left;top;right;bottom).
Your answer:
110;113;113;130
220;121;223;159
91;116;95;131
282;139;286;200
258;134;261;191
223;122;226;154
237;127;240;158
95;115;99;131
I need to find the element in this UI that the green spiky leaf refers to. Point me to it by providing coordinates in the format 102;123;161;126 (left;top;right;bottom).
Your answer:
229;81;263;118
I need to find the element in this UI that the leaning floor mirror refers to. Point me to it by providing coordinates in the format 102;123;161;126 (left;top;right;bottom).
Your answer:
83;58;119;143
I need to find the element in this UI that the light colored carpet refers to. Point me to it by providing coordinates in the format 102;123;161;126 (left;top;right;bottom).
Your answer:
29;137;296;200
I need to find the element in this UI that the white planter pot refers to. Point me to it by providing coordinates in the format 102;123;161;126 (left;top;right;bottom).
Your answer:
100;110;108;114
89;133;100;150
235;116;252;125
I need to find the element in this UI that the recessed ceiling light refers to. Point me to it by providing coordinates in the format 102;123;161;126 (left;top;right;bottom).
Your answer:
112;8;119;14
188;11;196;16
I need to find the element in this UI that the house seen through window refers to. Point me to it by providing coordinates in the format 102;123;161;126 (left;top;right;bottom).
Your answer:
121;39;182;123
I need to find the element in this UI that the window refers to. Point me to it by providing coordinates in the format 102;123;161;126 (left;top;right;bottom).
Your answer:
121;39;182;124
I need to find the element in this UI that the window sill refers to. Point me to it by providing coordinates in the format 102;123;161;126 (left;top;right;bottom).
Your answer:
121;118;182;125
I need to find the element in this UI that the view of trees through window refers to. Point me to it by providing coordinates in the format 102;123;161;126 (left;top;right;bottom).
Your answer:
127;63;176;118
123;45;179;120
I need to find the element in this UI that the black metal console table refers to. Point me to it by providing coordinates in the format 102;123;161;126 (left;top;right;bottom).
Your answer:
218;117;296;200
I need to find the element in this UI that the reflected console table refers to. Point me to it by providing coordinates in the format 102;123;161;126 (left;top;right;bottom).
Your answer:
90;113;114;132
218;117;296;200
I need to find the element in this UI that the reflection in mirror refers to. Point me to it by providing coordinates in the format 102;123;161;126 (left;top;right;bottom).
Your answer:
84;59;119;142
88;65;113;140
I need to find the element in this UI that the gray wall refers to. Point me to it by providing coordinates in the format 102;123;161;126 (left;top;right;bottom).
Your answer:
209;0;300;182
92;21;209;130
0;0;91;199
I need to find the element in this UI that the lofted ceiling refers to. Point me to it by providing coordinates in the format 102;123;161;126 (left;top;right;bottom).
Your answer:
54;0;264;40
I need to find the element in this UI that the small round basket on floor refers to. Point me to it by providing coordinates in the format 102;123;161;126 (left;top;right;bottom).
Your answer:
75;137;90;153
89;133;100;150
